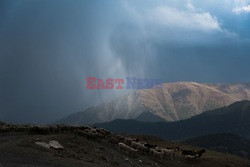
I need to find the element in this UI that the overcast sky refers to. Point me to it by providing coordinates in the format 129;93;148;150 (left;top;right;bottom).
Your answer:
1;0;250;124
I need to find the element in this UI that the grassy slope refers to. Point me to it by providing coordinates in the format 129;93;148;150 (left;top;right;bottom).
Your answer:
0;133;249;167
183;133;250;159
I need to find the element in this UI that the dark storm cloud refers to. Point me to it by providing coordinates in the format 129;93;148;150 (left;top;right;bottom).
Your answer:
0;0;124;123
0;0;250;123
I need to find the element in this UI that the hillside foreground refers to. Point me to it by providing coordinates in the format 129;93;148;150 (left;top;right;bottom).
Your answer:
0;127;249;167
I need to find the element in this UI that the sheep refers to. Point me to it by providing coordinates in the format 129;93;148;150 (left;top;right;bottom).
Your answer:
78;125;92;131
108;137;119;144
108;135;124;144
166;146;179;151
162;147;179;158
185;154;199;160
118;142;138;156
114;135;125;142
35;125;50;134
118;142;129;151
123;138;139;146
144;143;157;149
128;147;138;156
131;141;141;149
182;149;195;156
40;125;50;134
95;128;111;137
162;148;176;159
132;142;149;153
76;128;104;140
182;149;206;159
196;149;206;159
149;148;163;159
123;138;133;146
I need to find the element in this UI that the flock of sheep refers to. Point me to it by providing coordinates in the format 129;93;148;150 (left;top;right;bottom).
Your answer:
71;124;206;161
0;122;80;134
0;122;111;137
0;121;206;161
108;134;206;160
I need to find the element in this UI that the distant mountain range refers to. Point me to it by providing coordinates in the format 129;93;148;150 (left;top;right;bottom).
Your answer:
95;100;250;140
58;82;250;125
183;133;250;160
135;111;166;122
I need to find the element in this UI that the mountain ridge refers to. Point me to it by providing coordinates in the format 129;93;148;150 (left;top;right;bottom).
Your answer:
58;82;250;125
95;100;250;140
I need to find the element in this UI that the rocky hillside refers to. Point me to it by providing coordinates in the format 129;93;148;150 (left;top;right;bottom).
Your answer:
0;123;250;167
59;82;250;124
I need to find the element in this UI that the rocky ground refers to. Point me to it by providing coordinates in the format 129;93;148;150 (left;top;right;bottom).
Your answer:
0;133;250;167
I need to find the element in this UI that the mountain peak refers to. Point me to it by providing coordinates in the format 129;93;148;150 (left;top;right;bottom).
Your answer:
58;82;250;125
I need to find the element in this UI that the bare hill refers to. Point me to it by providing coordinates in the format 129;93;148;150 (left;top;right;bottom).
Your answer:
59;82;250;124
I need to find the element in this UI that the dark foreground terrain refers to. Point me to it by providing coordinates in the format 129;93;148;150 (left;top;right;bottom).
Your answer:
0;133;250;167
184;133;250;160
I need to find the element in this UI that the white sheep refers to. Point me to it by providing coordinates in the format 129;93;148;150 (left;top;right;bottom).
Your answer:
162;148;177;158
118;142;138;156
95;128;111;137
149;148;163;159
77;129;103;139
124;138;134;146
184;154;199;160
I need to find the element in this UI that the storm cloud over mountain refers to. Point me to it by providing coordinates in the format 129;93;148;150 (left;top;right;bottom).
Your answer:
1;0;250;123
